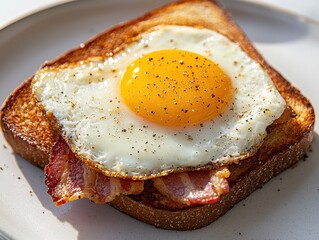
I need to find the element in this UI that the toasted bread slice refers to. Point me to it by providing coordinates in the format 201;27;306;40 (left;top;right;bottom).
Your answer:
0;0;315;230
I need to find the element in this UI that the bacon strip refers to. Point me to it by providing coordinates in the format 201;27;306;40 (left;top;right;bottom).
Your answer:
45;137;230;207
153;168;230;205
45;137;144;206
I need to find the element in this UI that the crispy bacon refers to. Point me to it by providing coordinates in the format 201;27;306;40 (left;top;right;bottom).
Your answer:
153;168;230;205
45;137;144;206
45;137;230;207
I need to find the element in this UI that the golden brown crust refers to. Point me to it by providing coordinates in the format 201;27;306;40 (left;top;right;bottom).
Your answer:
0;0;315;230
43;0;263;67
1;79;58;168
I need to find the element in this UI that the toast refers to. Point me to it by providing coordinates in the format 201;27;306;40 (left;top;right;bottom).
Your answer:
0;0;315;230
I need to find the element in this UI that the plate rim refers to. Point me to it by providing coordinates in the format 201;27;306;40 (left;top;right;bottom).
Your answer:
0;0;319;33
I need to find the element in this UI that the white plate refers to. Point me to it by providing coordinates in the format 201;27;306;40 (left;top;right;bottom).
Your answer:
0;1;318;239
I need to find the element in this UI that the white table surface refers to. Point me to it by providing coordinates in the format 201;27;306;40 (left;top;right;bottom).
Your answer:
0;0;318;30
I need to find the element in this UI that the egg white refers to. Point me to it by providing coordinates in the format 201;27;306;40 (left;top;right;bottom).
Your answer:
32;25;286;177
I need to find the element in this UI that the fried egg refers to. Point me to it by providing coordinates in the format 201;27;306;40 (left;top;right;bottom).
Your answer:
32;25;286;179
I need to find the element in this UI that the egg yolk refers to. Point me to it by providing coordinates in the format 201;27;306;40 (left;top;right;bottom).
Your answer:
120;50;233;127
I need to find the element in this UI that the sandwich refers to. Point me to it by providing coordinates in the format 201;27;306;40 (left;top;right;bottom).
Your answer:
0;0;315;230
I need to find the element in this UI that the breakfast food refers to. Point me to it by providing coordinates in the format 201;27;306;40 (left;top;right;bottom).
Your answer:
0;0;315;230
32;25;286;178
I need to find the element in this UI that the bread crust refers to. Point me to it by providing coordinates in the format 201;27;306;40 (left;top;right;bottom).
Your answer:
0;0;315;230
